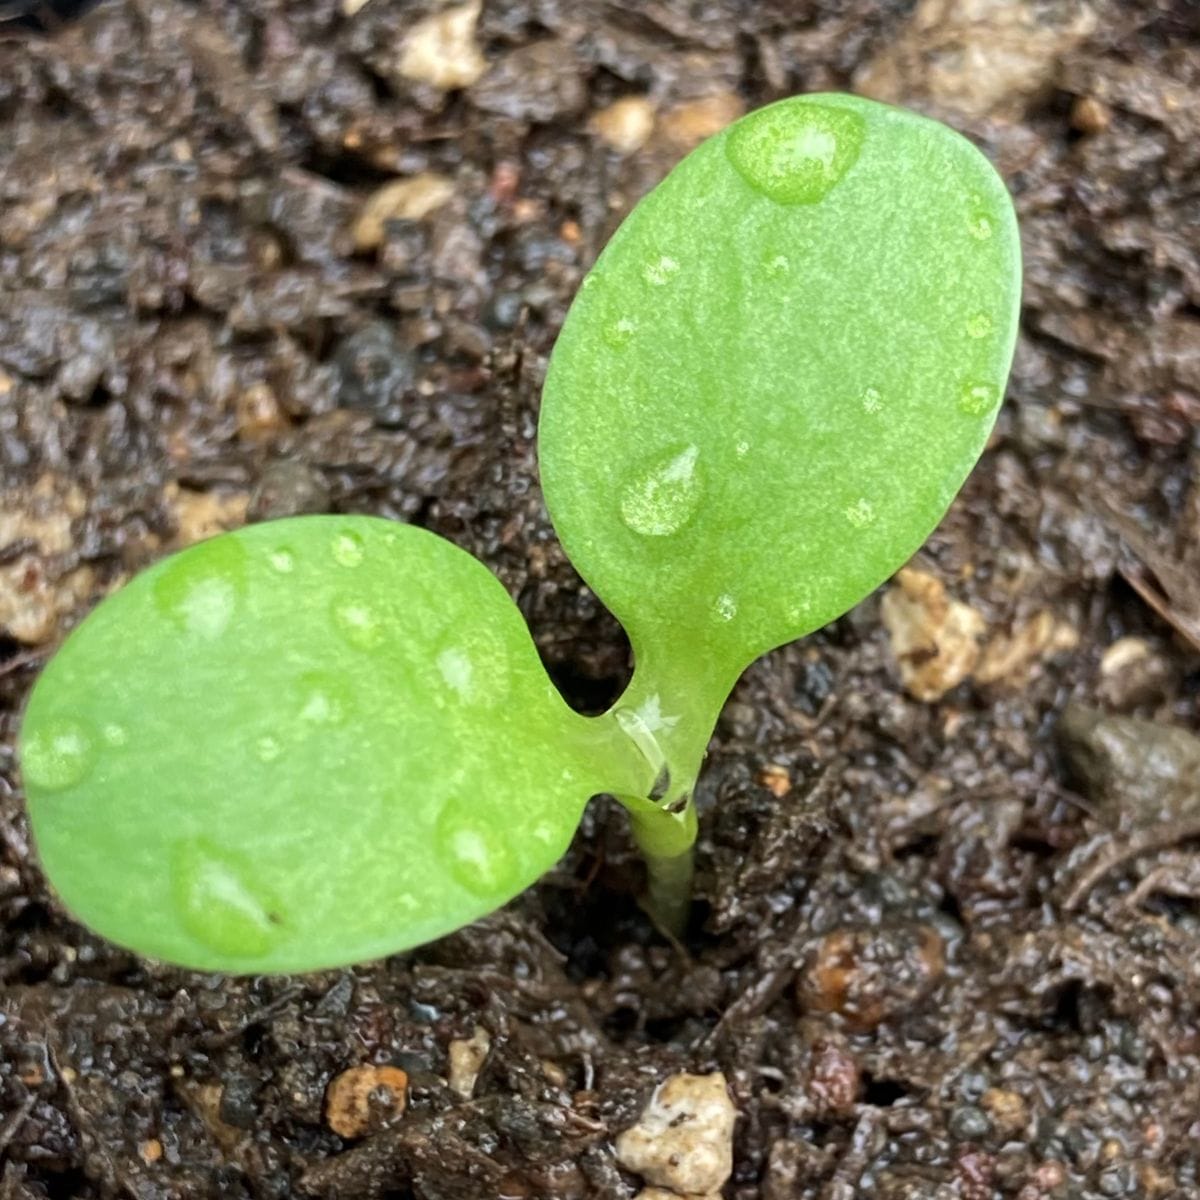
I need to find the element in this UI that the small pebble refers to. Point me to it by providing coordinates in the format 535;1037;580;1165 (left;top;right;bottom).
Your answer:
615;1072;736;1195
447;1026;491;1099
590;96;656;154
325;1064;408;1139
949;1105;993;1142
396;0;487;90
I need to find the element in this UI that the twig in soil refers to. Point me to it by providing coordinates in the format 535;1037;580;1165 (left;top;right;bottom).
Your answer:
1062;816;1200;911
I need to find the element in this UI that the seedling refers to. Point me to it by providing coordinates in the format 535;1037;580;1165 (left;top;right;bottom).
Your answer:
19;95;1020;973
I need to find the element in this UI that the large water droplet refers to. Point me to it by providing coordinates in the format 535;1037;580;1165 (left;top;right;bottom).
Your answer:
726;101;865;206
844;497;876;528
331;530;365;568
958;381;1000;417
333;598;384;649
153;536;248;640
643;254;680;286
435;798;518;897
21;716;96;792
174;839;283;958
297;671;352;726
620;444;703;537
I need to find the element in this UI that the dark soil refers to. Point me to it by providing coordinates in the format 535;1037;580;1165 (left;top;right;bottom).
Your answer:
2;1;1200;1197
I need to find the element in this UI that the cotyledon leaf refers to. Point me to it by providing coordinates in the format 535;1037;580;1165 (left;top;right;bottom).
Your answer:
19;517;601;974
540;94;1021;693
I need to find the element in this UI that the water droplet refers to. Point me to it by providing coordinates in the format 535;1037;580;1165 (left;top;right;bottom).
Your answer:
21;716;96;792
643;254;680;286
715;593;738;621
333;598;384;649
620;444;703;538
331;530;365;568
861;386;883;414
726;101;865;206
958;381;1000;416
297;672;352;726
255;734;282;763
965;312;993;339
844;497;875;528
531;820;562;849
435;798;518;897
735;439;750;458
437;647;474;699
103;723;129;747
268;548;296;574
968;211;994;240
174;839;283;958
764;253;791;277
604;317;637;349
153;536;248;640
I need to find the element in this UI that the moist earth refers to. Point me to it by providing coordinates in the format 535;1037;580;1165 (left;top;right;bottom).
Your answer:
1;1;1199;1197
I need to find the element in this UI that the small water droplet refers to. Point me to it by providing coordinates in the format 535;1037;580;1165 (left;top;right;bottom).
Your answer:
604;317;637;349
861;386;883;414
726;101;865;206
844;497;875;528
968;211;994;240
966;312;993;339
103;723;129;747
958;381;1000;417
437;647;474;699
21;716;96;792
764;253;791;277
620;444;703;538
268;548;296;574
297;672;352;726
735;439;750;458
153;536;248;640
643;254;680;286
715;593;738;621
174;839;283;958
333;598;384;649
435;798;518;897
255;734;282;763
331;530;365;568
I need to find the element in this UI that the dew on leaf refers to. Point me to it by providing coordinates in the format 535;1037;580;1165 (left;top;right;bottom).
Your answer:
620;444;703;537
153;537;247;640
735;439;750;458
22;717;96;792
268;548;296;574
333;598;384;649
174;839;282;958
968;211;994;240
844;497;876;528
764;253;791;277
715;593;738;621
255;734;283;763
644;255;680;286
604;317;637;348
437;646;474;699
725;101;865;206
331;530;365;568
861;386;883;414
297;672;352;726
958;381;999;416
103;723;129;747
435;798;518;897
966;312;993;339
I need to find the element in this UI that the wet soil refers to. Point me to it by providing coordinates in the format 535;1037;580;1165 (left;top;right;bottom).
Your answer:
2;1;1200;1197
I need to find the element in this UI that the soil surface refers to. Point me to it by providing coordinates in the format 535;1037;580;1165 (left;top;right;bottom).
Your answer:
2;1;1200;1197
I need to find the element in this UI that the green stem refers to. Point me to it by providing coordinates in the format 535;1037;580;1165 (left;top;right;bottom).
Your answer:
574;641;738;936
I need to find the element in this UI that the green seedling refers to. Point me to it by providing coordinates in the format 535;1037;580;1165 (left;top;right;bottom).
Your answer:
19;95;1020;973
